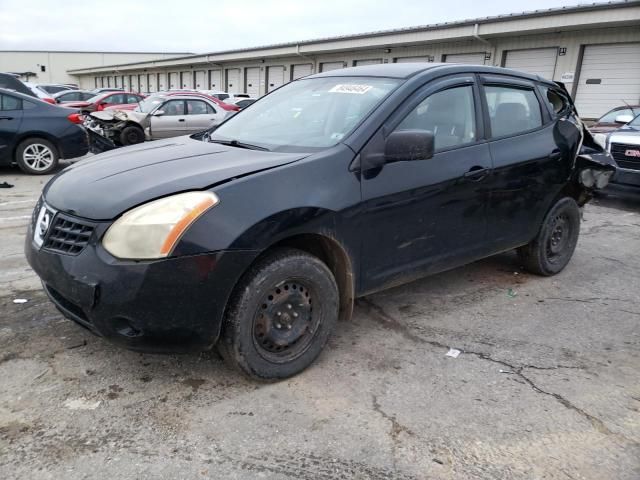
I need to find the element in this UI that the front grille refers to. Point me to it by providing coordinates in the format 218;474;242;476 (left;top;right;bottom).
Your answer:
43;214;94;255
610;143;640;171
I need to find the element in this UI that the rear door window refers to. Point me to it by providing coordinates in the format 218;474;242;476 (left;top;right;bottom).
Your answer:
484;85;542;138
0;94;22;111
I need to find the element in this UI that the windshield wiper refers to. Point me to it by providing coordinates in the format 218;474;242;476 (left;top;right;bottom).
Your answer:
209;138;269;151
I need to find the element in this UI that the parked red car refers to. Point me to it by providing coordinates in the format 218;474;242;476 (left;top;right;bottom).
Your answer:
62;92;145;114
104;91;240;112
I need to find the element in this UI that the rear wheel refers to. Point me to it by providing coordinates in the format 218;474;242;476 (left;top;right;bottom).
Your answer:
16;138;59;175
119;125;145;146
218;248;339;380
518;197;581;276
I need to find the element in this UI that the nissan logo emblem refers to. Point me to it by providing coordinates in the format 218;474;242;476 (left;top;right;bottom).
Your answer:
39;211;51;237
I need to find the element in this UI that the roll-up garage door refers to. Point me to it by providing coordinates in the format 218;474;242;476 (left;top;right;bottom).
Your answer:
168;72;179;89
267;66;285;92
226;69;240;93
138;74;147;93
292;64;313;80
209;70;222;90
320;62;344;72
181;71;192;89
444;53;486;64
194;70;206;89
245;67;260;96
158;72;167;91
575;43;640;119
504;48;558;79
147;73;157;93
395;56;431;63
354;59;382;66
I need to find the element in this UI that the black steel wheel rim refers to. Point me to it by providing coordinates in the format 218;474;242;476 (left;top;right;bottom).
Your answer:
546;214;571;262
252;279;319;363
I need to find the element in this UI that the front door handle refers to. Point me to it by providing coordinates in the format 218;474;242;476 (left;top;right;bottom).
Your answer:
463;166;488;181
178;118;185;122
0;116;14;120
549;149;562;160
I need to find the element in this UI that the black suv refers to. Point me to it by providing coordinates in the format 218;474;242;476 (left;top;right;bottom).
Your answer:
26;64;614;379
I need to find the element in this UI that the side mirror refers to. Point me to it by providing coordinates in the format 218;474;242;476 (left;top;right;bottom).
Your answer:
614;114;634;124
385;130;434;163
151;110;165;116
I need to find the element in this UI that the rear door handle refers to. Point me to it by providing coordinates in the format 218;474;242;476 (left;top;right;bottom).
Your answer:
463;166;489;181
0;116;14;120
178;118;185;122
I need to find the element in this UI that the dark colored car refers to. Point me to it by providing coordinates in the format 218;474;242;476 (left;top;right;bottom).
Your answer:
606;113;640;187
589;105;640;133
0;88;88;174
63;92;145;114
25;64;615;379
0;73;37;98
53;90;96;103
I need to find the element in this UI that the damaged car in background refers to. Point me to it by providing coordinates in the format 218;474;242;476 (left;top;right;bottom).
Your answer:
84;94;227;151
26;64;615;381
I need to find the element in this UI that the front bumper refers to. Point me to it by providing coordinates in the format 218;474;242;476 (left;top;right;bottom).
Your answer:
25;218;257;353
611;167;640;187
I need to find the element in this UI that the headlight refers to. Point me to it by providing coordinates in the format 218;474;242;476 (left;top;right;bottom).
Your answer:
103;191;219;259
593;133;607;149
579;169;613;189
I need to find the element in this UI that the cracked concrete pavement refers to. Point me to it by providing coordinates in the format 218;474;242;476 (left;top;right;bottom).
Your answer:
1;165;639;479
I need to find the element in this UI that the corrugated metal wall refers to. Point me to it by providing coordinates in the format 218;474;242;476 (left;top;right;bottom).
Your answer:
78;25;640;117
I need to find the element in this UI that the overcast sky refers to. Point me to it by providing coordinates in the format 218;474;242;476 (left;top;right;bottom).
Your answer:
0;0;598;53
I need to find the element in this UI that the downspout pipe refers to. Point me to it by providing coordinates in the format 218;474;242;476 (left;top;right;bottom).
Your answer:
296;44;316;73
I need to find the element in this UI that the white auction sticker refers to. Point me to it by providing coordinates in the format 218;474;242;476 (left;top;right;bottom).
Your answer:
329;84;373;94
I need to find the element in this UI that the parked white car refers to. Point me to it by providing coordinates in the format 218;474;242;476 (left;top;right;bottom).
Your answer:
85;94;228;149
23;82;56;104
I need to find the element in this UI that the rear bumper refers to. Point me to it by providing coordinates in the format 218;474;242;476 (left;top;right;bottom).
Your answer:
25;220;258;353
59;125;90;159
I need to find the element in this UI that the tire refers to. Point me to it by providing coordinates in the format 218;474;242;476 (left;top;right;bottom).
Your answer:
16;138;59;175
218;248;339;381
119;125;145;146
518;197;581;276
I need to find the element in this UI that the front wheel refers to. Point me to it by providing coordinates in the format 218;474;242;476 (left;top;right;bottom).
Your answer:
518;197;581;276
119;125;145;146
218;248;339;380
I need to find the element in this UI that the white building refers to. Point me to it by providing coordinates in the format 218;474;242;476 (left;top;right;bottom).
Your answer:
15;1;640;119
0;50;191;86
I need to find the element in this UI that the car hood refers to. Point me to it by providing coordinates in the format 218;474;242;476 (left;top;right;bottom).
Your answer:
43;136;308;220
609;128;640;145
90;109;147;123
62;101;92;108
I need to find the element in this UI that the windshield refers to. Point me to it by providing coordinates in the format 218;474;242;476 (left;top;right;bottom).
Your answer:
136;96;167;113
629;114;640;127
598;107;639;123
210;76;401;152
